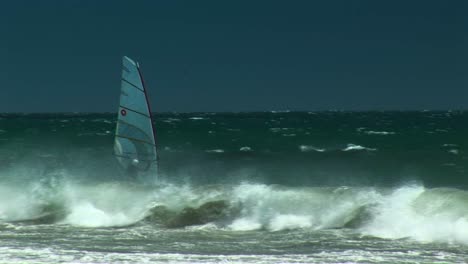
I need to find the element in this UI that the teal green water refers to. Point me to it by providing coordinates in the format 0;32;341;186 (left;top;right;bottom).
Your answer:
0;111;468;263
2;111;467;186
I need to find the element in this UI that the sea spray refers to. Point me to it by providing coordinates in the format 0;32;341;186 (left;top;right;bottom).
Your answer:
361;185;468;244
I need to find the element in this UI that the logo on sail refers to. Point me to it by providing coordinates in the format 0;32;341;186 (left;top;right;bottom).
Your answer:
120;109;127;116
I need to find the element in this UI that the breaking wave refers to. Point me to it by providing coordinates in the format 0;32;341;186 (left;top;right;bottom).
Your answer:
1;174;468;244
342;144;377;152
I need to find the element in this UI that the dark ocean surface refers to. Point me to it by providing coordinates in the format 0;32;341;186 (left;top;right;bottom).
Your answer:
1;111;468;263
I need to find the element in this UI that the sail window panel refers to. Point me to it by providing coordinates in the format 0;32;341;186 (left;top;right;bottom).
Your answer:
114;137;137;158
114;137;156;171
116;110;156;146
115;136;156;160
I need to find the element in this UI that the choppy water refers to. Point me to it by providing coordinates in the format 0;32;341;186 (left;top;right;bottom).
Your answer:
1;111;468;263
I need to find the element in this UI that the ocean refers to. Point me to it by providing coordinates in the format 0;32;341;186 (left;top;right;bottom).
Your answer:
1;111;468;263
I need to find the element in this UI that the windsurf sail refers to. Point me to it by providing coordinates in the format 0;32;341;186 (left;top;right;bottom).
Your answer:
114;56;158;175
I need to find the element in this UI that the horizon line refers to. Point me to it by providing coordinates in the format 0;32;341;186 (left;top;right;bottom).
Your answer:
0;109;467;115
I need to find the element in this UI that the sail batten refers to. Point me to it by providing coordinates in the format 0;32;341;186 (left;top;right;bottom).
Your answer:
122;78;145;92
114;56;158;174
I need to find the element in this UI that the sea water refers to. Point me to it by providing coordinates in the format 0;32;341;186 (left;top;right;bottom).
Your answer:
0;111;468;263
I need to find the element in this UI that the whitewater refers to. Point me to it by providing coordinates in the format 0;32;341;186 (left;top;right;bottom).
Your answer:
1;111;468;263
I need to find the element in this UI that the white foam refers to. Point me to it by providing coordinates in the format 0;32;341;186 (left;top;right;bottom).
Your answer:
342;144;376;152
239;146;252;152
228;183;373;232
0;177;66;222
448;149;459;155
360;186;468;244
360;186;425;239
0;248;341;264
442;144;457;147
435;129;449;133
56;182;213;228
364;131;395;135
299;145;325;152
0;186;38;221
206;149;224;153
63;202;134;227
269;214;312;231
3;171;468;247
442;163;457;167
57;182;155;227
229;218;262;231
163;118;181;123
269;127;291;133
357;127;395;135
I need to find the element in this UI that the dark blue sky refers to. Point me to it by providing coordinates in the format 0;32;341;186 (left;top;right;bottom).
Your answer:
2;1;467;112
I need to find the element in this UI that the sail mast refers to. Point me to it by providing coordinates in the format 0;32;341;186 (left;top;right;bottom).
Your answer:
136;63;159;164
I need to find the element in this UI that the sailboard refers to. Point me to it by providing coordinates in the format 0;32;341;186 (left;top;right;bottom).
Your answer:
114;56;158;176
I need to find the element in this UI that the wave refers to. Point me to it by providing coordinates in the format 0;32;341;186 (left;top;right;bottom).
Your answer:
206;149;225;153
356;127;395;135
239;146;252;152
299;145;325;152
1;176;468;245
90;119;113;124
442;144;457;147
448;149;459;155
342;144;377;152
364;131;395;135
162;118;181;123
269;127;292;133
360;186;468;244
